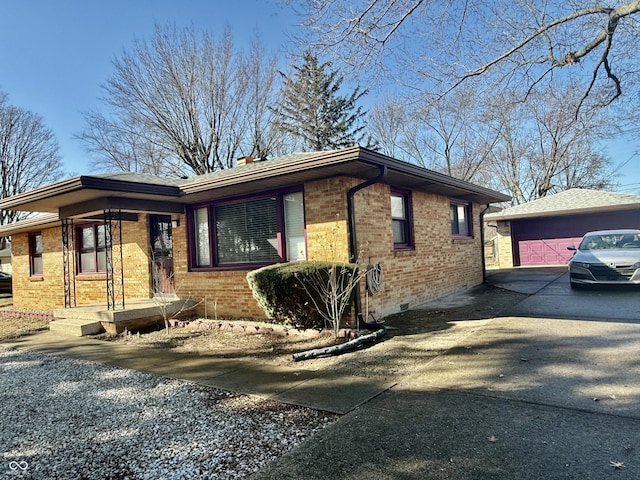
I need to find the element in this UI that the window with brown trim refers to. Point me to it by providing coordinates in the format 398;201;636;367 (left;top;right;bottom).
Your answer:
77;224;108;273
391;190;413;249
29;232;43;276
450;202;472;237
189;189;306;269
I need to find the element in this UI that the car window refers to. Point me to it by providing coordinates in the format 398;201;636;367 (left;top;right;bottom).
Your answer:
580;233;640;250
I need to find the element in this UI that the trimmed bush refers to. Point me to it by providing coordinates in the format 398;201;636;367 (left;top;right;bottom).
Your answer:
246;261;357;330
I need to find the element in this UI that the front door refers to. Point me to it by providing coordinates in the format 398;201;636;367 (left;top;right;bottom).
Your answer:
150;215;174;296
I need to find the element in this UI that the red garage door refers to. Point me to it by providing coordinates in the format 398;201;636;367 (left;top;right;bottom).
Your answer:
518;237;582;266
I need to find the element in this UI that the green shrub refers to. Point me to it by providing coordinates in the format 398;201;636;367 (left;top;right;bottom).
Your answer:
246;261;357;329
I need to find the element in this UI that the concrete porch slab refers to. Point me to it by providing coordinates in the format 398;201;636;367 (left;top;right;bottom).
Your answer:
49;318;103;336
52;298;196;335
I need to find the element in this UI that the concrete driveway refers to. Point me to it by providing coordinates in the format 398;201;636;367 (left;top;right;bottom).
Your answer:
252;267;640;479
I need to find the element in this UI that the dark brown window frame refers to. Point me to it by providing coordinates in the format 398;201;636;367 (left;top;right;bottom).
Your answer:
391;189;414;250
76;223;107;274
450;201;473;238
29;232;43;276
187;187;306;271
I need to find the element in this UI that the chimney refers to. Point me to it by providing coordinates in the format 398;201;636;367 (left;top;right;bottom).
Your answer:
237;156;255;166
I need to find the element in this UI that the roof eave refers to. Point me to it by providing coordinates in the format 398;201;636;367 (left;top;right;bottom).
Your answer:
181;146;511;205
486;202;640;221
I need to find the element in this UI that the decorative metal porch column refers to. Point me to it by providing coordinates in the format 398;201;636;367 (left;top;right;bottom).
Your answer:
61;218;76;308
104;209;125;310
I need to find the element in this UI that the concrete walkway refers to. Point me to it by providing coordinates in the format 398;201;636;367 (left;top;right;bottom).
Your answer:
4;267;640;478
251;268;640;479
2;331;394;415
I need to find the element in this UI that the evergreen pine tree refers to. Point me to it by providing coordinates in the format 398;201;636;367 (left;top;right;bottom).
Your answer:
275;50;370;151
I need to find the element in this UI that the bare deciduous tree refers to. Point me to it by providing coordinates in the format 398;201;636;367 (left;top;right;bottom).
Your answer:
0;91;64;232
77;110;181;176
367;96;409;159
80;25;281;176
408;90;501;182
486;85;617;204
300;0;640;113
367;82;616;203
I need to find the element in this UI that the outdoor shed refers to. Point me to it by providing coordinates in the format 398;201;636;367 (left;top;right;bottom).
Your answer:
485;188;640;267
0;146;509;334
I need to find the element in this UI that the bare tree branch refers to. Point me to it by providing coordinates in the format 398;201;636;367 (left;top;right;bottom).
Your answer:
300;0;640;112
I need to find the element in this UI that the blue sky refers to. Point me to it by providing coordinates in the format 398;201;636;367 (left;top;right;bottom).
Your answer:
0;0;638;193
0;0;295;176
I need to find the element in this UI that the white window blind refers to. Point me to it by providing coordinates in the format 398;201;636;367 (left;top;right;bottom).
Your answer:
215;198;279;265
194;207;210;266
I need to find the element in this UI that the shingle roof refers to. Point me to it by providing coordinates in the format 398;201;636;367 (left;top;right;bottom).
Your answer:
485;188;640;221
179;151;325;187
95;171;184;187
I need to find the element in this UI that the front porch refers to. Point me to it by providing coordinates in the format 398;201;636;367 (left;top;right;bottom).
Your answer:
50;298;196;336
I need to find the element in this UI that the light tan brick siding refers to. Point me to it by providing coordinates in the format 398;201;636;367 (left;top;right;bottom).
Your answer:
12;179;487;321
349;183;484;319
11;216;153;310
495;220;514;268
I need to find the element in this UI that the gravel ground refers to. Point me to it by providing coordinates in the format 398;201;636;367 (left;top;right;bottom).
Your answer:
0;346;336;480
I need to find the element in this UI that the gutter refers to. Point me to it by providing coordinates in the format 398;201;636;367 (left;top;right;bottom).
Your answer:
480;204;491;283
346;165;388;329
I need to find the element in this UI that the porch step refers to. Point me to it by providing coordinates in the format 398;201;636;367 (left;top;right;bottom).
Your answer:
49;318;104;337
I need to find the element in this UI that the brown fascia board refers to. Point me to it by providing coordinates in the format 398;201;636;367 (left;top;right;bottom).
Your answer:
0;213;61;235
180;146;511;204
0;175;182;212
59;196;185;218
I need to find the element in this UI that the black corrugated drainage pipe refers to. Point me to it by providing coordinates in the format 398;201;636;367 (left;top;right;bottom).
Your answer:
347;165;388;330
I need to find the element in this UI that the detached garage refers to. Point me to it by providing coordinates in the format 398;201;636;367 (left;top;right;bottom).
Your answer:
485;189;640;267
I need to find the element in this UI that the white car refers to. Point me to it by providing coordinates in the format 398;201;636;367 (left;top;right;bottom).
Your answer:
567;229;640;288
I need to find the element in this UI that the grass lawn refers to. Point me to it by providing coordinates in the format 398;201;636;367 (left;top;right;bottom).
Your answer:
0;298;50;340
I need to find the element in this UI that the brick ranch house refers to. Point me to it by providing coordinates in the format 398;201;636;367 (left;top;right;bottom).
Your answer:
0;146;509;331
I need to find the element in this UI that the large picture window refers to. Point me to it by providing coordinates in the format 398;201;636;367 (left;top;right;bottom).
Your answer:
78;224;108;273
190;190;306;269
391;190;413;248
29;232;43;276
451;202;472;237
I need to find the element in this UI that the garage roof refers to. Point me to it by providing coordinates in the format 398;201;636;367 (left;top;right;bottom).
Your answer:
485;188;640;221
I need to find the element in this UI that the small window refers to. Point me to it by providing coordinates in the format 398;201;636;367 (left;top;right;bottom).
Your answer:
391;191;413;248
451;202;472;237
29;232;43;276
78;224;108;273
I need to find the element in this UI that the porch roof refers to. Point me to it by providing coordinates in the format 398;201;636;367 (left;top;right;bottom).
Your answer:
0;147;510;221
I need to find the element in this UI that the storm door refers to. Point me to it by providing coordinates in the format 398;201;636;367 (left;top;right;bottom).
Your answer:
150;215;174;296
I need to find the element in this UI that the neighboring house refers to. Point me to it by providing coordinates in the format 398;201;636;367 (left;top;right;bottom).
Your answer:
485;188;640;267
0;146;509;326
0;243;11;274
